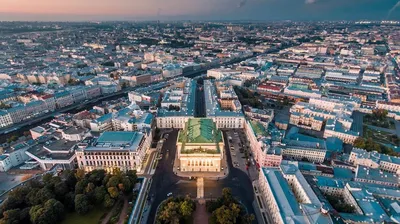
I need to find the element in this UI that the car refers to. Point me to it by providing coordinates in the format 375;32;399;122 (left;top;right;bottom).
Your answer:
167;192;173;197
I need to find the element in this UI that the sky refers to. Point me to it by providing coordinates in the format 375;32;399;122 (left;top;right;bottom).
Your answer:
0;0;399;21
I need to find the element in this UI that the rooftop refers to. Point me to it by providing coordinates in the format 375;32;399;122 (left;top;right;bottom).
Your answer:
82;131;145;152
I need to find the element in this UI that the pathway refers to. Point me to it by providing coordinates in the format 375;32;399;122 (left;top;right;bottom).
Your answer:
197;178;204;199
101;201;118;224
193;201;209;224
118;196;129;224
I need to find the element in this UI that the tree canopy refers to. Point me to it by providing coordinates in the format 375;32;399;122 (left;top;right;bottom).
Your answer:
0;169;138;224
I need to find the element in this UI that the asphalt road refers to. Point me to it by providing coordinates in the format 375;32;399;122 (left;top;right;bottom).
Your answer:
195;82;206;117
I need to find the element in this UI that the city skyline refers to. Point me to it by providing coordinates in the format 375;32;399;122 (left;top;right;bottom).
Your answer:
0;0;400;21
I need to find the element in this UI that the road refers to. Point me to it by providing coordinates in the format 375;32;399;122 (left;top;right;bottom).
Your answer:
195;82;206;117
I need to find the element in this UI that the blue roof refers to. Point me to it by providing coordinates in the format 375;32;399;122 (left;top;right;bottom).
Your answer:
316;176;345;188
95;113;112;123
261;167;307;223
333;167;354;180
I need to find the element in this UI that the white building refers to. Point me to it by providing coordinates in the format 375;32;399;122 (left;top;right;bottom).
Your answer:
76;131;152;173
258;164;332;224
0;155;12;172
349;148;400;174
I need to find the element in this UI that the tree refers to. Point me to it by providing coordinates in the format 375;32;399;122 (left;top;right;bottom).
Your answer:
85;183;95;194
103;195;115;208
54;181;68;199
62;170;77;190
126;170;137;184
158;202;181;224
0;209;22;224
74;194;90;215
43;199;64;222
106;176;120;188
88;169;106;186
180;200;194;218
27;188;54;206
29;205;46;224
212;204;240;224
353;138;366;149
75;180;88;194
29;199;64;224
241;214;255;224
75;169;85;181
222;188;234;205
42;173;53;186
120;176;133;193
107;187;119;199
63;192;75;212
1;186;30;211
93;186;106;204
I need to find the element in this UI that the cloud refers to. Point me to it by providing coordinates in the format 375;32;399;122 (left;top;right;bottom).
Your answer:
387;1;400;19
305;0;317;4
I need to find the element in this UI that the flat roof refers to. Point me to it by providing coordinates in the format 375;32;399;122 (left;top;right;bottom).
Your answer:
84;131;145;152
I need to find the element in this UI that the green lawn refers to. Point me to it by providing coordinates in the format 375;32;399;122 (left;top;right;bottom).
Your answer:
61;207;106;224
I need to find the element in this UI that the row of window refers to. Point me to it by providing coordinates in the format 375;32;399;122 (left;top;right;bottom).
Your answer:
82;159;134;167
186;160;216;166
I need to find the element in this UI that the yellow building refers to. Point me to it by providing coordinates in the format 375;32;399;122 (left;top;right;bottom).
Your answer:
177;118;224;172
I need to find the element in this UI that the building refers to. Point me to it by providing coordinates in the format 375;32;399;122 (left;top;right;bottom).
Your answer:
323;119;359;144
26;138;77;170
244;120;282;168
76;131;152;173
177;118;224;172
0;155;12;172
204;80;245;129
0;111;12;128
257;164;332;224
207;69;241;80
354;165;400;187
282;144;327;163
156;78;196;129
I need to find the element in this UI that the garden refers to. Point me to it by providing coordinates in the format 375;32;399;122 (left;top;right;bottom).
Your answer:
0;168;138;224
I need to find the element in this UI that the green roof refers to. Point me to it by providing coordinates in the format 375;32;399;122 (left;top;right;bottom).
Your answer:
178;118;223;154
250;120;267;136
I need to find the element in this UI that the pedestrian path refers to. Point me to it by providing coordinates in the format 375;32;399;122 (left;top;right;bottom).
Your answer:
197;178;204;198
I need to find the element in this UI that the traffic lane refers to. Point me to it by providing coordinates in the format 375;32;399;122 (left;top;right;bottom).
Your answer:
220;131;256;217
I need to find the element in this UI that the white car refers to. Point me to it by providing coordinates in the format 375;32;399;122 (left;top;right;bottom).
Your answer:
167;192;173;197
